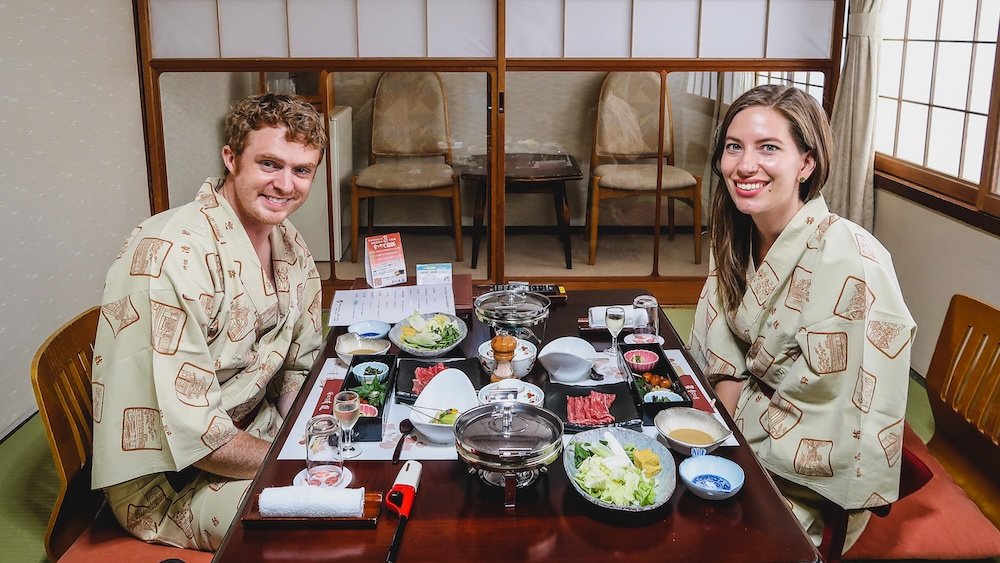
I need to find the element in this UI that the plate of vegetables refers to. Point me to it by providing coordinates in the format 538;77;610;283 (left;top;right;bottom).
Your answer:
390;312;468;357
563;427;675;512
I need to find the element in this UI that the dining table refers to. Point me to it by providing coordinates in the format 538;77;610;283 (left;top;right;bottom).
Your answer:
215;289;820;562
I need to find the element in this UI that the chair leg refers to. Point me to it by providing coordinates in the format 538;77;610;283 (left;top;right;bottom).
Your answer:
693;176;702;265
367;198;375;235
588;179;601;265
471;179;485;269
351;177;360;262
667;196;676;240
451;181;464;262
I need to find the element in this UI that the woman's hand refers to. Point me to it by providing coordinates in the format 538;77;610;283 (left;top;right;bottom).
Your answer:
713;379;744;416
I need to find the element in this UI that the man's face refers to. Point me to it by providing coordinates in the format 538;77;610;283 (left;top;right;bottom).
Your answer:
221;126;322;236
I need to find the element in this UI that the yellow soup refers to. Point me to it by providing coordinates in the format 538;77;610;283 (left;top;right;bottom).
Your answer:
352;349;379;355
668;428;715;446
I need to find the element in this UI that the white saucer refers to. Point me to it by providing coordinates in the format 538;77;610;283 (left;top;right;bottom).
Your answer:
592;357;625;379
293;466;354;488
624;333;665;345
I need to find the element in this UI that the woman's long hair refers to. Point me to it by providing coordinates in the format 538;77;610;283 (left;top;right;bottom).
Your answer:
709;85;833;313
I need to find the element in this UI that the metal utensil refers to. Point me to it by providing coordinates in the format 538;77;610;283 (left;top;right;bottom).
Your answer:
392;419;414;465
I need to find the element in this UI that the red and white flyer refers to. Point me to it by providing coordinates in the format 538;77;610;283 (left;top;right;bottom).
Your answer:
364;232;407;288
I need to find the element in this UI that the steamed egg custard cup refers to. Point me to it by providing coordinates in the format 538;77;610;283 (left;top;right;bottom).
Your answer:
679;449;744;500
653;407;733;456
410;368;479;444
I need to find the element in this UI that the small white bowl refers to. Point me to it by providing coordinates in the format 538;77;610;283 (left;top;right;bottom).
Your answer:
643;389;683;404
537;337;597;383
478;379;544;406
335;333;390;366
679;453;744;500
348;320;391;340
477;338;537;378
410;368;479;444
653;407;733;456
351;361;389;384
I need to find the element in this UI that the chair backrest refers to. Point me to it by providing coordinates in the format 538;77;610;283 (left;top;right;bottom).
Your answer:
593;71;674;161
30;306;103;561
370;72;452;162
925;294;1000;479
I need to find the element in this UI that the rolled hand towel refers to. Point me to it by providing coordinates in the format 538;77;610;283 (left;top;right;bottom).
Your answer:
258;486;365;518
588;305;648;329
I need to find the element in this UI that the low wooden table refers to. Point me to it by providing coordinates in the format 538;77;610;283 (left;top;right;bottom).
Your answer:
462;153;583;269
216;289;819;562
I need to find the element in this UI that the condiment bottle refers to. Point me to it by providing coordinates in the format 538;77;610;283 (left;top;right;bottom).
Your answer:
490;332;517;382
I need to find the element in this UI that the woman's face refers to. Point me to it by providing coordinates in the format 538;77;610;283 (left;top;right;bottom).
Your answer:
719;106;816;234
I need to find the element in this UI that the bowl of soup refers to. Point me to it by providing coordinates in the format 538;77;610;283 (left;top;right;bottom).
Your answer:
335;332;391;365
653;407;732;456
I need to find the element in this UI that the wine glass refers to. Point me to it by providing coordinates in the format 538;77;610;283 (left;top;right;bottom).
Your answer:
604;306;626;357
334;390;362;459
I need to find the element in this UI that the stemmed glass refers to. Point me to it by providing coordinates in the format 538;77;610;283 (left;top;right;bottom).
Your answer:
334;390;362;459
604;306;626;358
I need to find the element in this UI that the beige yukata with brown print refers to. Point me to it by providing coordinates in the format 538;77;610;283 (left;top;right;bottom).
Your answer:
689;195;916;552
91;178;324;551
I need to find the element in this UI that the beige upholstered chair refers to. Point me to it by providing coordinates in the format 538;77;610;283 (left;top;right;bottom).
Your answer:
587;72;701;265
351;72;463;262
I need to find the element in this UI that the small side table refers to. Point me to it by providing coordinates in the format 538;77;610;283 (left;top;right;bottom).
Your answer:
461;153;583;269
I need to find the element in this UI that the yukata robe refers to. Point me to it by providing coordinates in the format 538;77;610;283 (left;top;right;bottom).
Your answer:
690;196;916;518
91;179;323;549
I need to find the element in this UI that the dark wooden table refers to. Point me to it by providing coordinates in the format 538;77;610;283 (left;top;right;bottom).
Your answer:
462;153;583;269
216;289;819;562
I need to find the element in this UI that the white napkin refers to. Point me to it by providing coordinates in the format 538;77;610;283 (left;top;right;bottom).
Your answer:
588;305;648;329
258;486;365;518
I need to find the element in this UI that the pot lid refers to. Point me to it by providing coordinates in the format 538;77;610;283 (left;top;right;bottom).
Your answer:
454;402;563;465
474;290;550;327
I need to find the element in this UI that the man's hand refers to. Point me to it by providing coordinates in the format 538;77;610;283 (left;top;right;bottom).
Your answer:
193;430;272;480
713;379;744;416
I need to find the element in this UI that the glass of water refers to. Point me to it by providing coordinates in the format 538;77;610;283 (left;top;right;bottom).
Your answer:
632;294;660;341
305;414;343;487
604;306;626;357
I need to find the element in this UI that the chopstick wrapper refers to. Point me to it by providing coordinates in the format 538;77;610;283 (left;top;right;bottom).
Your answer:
259;486;365;518
587;306;647;329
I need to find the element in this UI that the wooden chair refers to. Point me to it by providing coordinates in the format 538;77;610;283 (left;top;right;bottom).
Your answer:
30;307;210;562
350;71;463;263
587;71;702;266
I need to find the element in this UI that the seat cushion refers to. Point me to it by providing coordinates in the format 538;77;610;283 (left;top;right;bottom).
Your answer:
60;507;213;563
356;161;455;190
593;163;696;191
844;424;1000;560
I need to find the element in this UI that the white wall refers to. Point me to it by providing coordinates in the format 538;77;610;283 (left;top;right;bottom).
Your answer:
0;1;150;438
874;190;1000;376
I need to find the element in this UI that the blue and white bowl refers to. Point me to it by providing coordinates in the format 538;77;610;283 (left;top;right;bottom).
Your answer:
348;320;392;340
351;361;390;384
678;450;744;500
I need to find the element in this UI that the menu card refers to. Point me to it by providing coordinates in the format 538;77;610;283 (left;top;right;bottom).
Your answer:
364;233;406;288
328;283;456;326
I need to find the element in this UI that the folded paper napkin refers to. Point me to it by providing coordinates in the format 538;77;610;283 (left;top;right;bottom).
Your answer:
587;305;648;329
258;485;365;518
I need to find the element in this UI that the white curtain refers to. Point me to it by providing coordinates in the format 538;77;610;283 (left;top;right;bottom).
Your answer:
826;0;883;230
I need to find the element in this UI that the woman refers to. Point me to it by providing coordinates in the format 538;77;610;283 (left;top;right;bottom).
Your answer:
689;85;916;552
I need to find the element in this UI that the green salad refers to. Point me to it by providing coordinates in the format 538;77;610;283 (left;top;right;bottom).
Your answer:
572;431;658;508
399;312;461;350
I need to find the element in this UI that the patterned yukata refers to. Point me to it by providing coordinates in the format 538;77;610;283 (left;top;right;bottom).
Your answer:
91;178;324;551
689;195;915;551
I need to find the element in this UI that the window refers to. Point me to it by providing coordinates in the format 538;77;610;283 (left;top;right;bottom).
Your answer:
874;0;1000;218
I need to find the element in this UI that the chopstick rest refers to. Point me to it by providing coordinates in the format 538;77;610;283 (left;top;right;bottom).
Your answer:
259;485;365;518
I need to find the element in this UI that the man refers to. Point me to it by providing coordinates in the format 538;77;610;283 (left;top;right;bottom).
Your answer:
91;94;328;551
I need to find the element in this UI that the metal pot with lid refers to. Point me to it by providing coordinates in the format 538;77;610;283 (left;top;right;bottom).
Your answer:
453;401;564;508
474;289;551;345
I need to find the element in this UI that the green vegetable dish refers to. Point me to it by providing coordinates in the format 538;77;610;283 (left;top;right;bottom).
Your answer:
400;313;461;350
350;378;387;408
571;431;659;508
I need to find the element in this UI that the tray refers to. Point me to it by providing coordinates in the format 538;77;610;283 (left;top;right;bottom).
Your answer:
543;381;642;433
243;491;383;529
617;343;693;425
342;354;397;442
394;357;486;404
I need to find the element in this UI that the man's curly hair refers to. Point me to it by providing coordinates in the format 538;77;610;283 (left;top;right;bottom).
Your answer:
224;93;328;158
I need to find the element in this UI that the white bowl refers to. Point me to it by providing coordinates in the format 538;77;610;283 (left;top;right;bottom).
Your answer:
335;333;391;365
389;313;468;358
410;368;479;444
478;379;544;406
477;338;537;378
351;361;389;384
538;337;597;383
679;453;744;500
348;320;391;340
653;407;733;456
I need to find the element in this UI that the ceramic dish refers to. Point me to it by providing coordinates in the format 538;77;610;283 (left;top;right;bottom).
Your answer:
538;337;598;383
563;427;676;512
335;333;391;365
543;382;642;433
477;338;537;378
410;368;480;444
623;349;659;372
394;358;485;404
679;452;744;500
293;467;354;489
623;333;665;345
389;313;468;357
351;361;389;384
478;379;544;406
654;407;733;455
347;320;391;340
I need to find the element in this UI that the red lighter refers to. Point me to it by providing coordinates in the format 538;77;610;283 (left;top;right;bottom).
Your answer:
385;460;422;563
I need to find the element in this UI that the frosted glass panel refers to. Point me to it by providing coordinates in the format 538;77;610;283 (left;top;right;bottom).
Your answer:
926;107;963;177
288;0;358;57
963;114;985;183
939;0;977;41
978;0;1000;41
632;0;698;57
896;101;928;164
882;0;907;40
932;43;970;109
358;0;426;57
970;45;995;114
427;0;495;57
879;41;903;98
507;0;563;57
907;0;940;41
901;41;933;104
219;0;288;57
767;0;833;58
700;0;766;58
149;0;220;58
875;97;898;155
565;0;630;57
